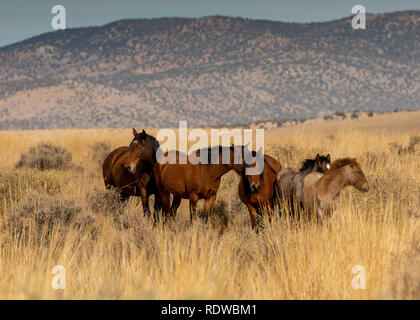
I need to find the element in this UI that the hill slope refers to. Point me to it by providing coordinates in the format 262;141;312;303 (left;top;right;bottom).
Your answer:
0;11;419;129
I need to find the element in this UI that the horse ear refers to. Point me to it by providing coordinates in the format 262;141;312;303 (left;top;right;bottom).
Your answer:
316;153;320;161
327;154;331;160
142;129;146;135
132;128;138;136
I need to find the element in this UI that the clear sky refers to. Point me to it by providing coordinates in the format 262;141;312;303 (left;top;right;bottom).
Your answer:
0;0;419;47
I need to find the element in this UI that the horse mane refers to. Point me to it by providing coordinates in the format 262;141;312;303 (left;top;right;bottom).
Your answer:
241;166;252;195
328;158;359;171
131;131;160;165
196;145;237;164
299;159;317;172
133;131;160;150
299;155;331;172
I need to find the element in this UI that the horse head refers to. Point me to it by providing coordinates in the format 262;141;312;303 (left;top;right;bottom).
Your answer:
242;146;265;193
345;158;370;192
330;158;370;193
314;153;331;174
124;128;158;175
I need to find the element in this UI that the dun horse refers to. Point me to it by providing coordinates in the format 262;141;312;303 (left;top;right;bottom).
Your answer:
238;151;282;229
102;128;161;216
277;154;331;216
302;158;369;221
153;145;246;221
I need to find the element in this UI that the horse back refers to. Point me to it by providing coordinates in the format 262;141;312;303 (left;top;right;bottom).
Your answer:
276;167;299;199
102;146;129;187
264;154;282;174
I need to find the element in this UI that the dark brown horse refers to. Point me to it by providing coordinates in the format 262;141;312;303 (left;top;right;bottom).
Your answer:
102;128;161;216
153;145;245;221
238;151;282;229
276;154;331;216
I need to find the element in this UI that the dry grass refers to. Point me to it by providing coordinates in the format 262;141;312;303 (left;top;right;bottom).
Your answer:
0;111;419;299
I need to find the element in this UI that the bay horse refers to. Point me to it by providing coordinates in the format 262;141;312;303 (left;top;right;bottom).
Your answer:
238;151;282;230
302;158;369;222
102;128;161;216
276;154;331;216
153;145;246;221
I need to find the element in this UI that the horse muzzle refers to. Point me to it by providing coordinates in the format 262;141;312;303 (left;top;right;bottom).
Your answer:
362;184;370;193
250;183;261;193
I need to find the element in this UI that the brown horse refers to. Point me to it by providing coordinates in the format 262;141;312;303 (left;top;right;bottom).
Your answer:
302;158;369;222
276;154;331;216
102;128;161;216
153;145;245;221
238;151;282;229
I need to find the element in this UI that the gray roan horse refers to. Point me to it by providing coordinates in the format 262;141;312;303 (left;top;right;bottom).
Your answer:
276;154;331;217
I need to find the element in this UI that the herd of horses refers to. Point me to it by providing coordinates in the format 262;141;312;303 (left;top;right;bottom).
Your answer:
102;129;370;229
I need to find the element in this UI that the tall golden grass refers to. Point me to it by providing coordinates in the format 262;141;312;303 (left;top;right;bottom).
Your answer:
0;111;419;299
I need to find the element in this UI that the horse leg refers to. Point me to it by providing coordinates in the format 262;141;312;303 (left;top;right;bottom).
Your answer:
153;165;171;218
273;184;281;216
266;201;274;224
189;194;199;224
256;207;265;231
316;204;324;223
203;195;217;221
155;187;170;217
153;193;162;213
170;195;181;218
139;187;151;217
277;188;289;218
246;204;258;230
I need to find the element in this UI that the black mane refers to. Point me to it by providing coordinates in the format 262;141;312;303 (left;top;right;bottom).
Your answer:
202;145;236;164
132;131;160;151
299;159;317;172
299;155;330;172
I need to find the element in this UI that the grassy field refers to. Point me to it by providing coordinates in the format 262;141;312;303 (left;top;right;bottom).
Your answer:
0;111;419;299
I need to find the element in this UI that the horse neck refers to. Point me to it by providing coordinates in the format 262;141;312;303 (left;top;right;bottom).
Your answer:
300;165;314;176
319;167;349;199
208;149;236;178
210;162;234;179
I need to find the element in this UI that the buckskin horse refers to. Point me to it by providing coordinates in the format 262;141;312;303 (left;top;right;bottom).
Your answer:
302;158;369;222
102;128;161;216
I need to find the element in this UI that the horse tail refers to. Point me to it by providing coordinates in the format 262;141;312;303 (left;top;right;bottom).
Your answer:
273;180;282;212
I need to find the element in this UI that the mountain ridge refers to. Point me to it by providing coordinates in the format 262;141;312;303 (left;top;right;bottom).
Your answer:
0;11;419;129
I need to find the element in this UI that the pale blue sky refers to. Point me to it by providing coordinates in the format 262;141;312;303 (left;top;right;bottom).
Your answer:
0;0;419;47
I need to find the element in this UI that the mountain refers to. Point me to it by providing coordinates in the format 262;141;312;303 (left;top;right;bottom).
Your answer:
0;11;419;129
